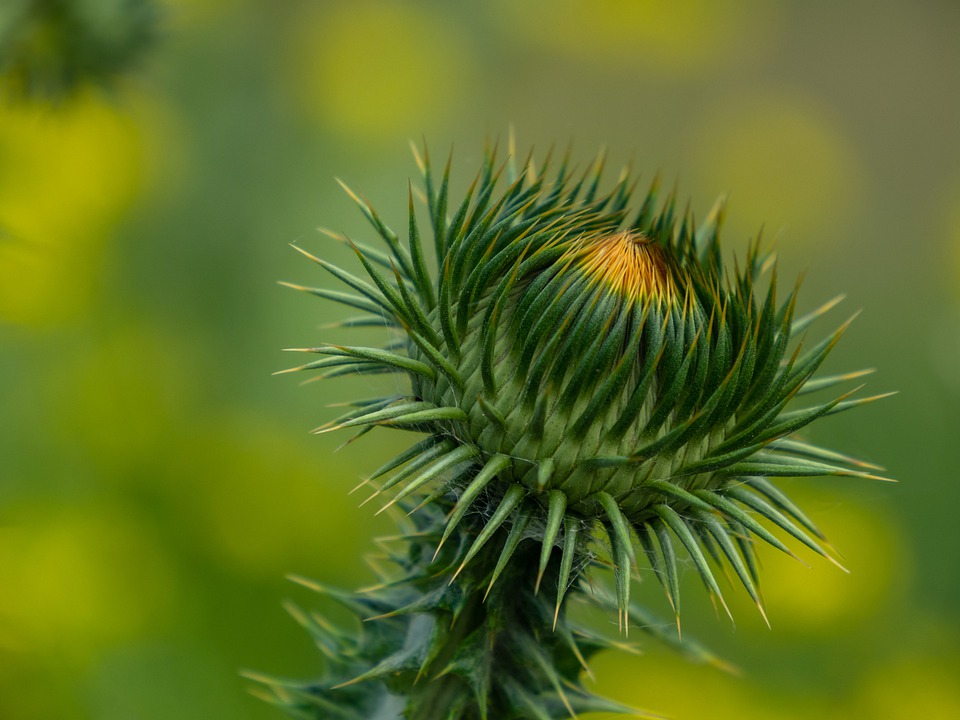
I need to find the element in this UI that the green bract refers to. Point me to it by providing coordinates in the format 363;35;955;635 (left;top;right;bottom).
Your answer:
266;142;889;719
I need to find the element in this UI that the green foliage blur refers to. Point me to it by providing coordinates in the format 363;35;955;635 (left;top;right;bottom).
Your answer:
0;0;158;99
2;1;959;718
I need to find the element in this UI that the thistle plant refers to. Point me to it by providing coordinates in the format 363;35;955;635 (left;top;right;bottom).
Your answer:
0;0;158;100
262;141;889;719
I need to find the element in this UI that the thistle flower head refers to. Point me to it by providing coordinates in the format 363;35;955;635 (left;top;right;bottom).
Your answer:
574;230;678;302
282;141;889;628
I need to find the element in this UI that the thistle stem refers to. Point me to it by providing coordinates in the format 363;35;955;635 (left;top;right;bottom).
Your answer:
261;500;625;719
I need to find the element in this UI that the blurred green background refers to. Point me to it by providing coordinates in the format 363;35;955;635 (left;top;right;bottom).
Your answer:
2;1;959;718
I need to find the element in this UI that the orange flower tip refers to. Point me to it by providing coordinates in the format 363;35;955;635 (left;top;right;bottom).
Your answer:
574;230;678;304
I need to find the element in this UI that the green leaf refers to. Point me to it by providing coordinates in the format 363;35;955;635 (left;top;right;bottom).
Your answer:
537;490;567;593
437;454;512;554
486;511;533;598
654;504;730;619
451;484;526;581
312;345;436;380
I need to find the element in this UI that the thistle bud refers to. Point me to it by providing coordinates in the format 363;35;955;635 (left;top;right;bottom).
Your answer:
270;142;889;718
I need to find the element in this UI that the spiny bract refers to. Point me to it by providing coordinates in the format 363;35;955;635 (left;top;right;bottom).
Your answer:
269;141;889;719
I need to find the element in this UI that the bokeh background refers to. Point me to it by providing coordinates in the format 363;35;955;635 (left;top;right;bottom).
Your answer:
2;1;959;718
